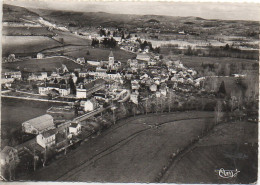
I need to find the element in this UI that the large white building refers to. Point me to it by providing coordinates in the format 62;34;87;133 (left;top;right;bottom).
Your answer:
22;114;55;135
36;129;56;148
38;84;71;97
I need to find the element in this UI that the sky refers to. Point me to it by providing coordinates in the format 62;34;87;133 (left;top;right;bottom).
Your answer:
3;0;260;21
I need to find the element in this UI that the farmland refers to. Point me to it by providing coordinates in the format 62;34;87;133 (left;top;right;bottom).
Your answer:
2;56;82;72
20;111;214;181
42;45;136;63
1;97;67;148
2;36;62;57
161;121;258;184
1;98;54;131
2;26;54;36
52;30;91;46
167;55;258;71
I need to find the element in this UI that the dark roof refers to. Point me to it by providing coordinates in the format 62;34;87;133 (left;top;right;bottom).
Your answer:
70;123;79;128
83;78;106;89
107;70;117;74
39;83;69;89
41;129;56;138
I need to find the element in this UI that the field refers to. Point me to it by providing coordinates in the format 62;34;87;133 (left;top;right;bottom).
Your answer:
1;98;54;131
1;97;68;148
2;26;54;36
2;36;62;57
20;111;214;182
42;46;137;63
161;121;258;184
173;56;258;71
2;57;82;72
52;30;92;46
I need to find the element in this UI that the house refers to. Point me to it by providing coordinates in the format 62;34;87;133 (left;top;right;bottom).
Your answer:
69;123;82;136
83;99;99;112
160;83;168;96
128;59;138;68
37;53;44;59
0;146;19;166
136;53;150;62
1;74;14;84
144;46;150;53
150;84;157;92
93;91;107;101
76;79;106;99
78;71;88;78
22;114;55;134
3;70;22;80
57;64;69;74
38;83;71;97
28;72;48;81
76;84;87;99
107;70;122;80
131;80;140;90
87;60;101;66
76;57;85;64
130;91;139;104
36;129;56;148
148;60;156;66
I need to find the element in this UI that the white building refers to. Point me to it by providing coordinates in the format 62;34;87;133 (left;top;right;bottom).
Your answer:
84;100;94;112
38;84;71;97
69;123;82;136
37;53;44;59
108;51;114;68
78;71;88;78
36;129;56;148
22;114;55;135
136;53;150;62
76;84;87;99
76;57;85;64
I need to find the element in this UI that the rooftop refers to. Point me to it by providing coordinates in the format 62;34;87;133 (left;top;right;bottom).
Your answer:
109;51;114;58
23;114;54;132
41;129;56;138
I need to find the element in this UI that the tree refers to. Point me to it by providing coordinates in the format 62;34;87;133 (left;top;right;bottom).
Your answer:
126;33;131;39
69;77;76;94
224;43;229;50
218;81;226;96
121;32;125;40
53;78;58;84
91;38;99;47
185;45;193;55
214;100;223;124
99;29;106;36
154;47;160;54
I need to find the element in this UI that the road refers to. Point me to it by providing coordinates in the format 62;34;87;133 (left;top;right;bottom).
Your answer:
19;111;214;182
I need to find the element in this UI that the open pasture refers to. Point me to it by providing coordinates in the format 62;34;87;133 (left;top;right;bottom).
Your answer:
2;56;82;72
2;36;62;57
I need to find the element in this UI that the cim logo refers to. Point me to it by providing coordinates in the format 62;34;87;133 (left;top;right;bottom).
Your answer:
215;168;240;178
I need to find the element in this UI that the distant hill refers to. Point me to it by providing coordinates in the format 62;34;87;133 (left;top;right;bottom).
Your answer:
3;4;259;39
3;4;39;22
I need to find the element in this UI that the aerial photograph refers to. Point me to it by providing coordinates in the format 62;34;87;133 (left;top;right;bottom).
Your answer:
1;0;259;183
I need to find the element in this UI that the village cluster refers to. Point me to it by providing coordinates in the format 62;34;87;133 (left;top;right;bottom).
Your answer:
1;44;205;179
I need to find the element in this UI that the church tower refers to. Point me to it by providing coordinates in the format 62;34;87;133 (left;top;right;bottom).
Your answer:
108;51;114;68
